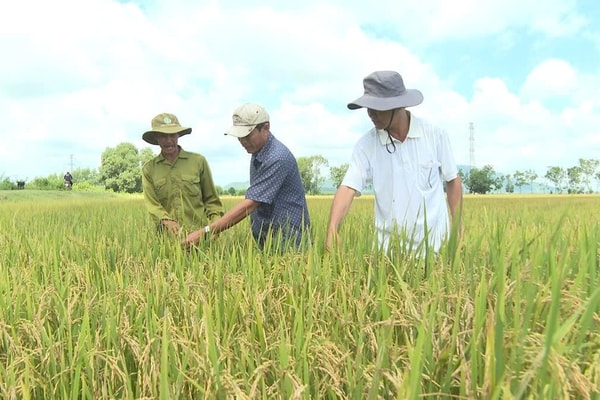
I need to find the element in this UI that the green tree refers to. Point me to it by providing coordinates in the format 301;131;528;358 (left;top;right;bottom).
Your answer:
513;170;527;193
139;147;155;167
567;166;582;194
524;169;538;193
297;155;329;194
578;158;599;193
463;165;501;194
227;187;236;196
545;166;566;193
29;173;63;190
72;167;100;186
505;174;515;193
15;169;100;191
99;142;143;193
0;173;16;190
329;163;349;189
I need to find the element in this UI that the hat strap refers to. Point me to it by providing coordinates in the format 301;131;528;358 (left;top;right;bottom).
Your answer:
384;110;397;154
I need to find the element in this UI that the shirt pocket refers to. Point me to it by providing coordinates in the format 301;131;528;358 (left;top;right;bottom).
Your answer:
181;174;201;197
417;160;441;191
155;177;168;198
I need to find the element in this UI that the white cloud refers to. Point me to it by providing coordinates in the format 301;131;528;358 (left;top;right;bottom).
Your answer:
521;59;578;99
324;0;587;45
0;0;599;185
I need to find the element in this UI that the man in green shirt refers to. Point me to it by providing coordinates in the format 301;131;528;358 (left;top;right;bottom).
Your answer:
141;113;224;234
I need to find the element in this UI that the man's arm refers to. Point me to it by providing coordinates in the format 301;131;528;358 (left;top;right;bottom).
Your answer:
325;185;357;251
445;175;463;227
183;198;260;246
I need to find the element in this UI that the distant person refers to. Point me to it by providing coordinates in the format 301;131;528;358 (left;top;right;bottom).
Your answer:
183;103;310;251
326;71;463;254
63;172;73;189
141;112;224;235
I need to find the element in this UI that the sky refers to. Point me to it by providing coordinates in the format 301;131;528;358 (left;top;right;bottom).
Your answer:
1;0;599;186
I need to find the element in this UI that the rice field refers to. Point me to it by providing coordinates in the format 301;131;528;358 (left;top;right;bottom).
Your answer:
0;191;599;399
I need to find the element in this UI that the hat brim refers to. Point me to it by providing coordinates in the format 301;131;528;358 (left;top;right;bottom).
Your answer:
347;89;424;111
224;124;256;138
142;127;191;145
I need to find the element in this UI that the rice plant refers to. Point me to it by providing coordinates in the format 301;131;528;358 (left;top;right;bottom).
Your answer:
0;191;599;399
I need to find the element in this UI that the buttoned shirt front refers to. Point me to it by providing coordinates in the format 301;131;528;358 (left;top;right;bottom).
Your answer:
142;147;224;232
342;115;458;251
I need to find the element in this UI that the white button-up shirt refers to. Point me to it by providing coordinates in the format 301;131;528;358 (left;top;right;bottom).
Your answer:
342;114;459;252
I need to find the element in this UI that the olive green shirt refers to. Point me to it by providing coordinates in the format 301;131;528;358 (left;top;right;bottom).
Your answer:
142;147;224;232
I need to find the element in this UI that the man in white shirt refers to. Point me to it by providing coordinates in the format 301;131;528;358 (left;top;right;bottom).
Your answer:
326;70;463;253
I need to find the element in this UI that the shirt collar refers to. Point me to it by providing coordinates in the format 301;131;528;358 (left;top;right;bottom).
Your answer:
157;146;188;163
253;133;274;163
376;115;421;146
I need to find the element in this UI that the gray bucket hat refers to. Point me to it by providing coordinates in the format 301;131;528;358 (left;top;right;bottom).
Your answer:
347;71;423;111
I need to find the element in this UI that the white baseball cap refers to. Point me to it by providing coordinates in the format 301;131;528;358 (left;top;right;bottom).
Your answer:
225;103;270;138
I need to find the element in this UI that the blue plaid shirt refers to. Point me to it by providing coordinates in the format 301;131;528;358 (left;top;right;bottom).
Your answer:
246;134;310;249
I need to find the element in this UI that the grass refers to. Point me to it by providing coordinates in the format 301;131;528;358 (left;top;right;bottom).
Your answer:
0;190;599;399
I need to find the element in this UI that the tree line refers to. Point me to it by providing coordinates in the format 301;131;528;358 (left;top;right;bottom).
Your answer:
3;143;349;195
460;158;600;194
5;142;599;195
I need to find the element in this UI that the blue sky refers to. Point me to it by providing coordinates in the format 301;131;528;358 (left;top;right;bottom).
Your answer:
1;0;599;186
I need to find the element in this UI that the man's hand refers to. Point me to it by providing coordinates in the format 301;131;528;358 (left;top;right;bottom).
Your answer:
325;230;341;252
161;219;181;235
325;185;355;253
182;230;204;249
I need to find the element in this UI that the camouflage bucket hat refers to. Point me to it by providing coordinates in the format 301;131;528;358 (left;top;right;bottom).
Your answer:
142;113;192;145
